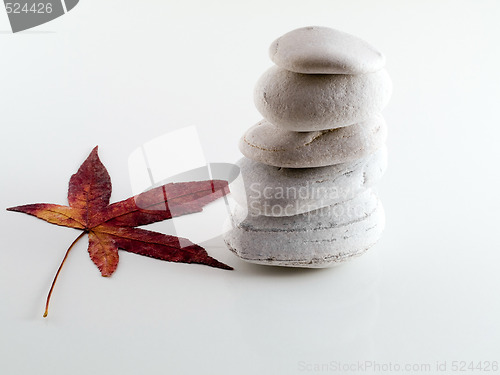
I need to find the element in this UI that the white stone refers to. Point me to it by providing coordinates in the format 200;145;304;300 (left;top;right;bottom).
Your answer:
239;115;387;168
269;26;385;74
254;66;392;131
223;190;385;267
231;146;387;217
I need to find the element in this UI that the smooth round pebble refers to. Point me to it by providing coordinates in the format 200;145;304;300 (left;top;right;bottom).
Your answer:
231;146;387;217
239;115;387;168
254;66;392;131
269;26;385;74
223;190;385;267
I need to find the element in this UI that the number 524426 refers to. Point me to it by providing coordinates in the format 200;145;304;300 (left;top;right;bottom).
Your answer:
5;2;53;14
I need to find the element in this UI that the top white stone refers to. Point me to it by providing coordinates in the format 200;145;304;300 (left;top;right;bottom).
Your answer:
269;26;385;74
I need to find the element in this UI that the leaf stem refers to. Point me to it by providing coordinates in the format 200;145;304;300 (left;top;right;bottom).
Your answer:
43;231;86;318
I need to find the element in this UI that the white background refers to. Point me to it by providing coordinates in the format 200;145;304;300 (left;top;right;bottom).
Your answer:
1;1;499;374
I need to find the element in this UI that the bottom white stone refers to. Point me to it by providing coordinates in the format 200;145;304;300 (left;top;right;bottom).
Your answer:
223;190;385;267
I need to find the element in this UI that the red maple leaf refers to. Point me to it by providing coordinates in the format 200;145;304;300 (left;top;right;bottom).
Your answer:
7;146;232;317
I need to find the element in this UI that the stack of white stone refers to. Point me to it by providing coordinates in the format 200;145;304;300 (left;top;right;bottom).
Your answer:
224;26;392;267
